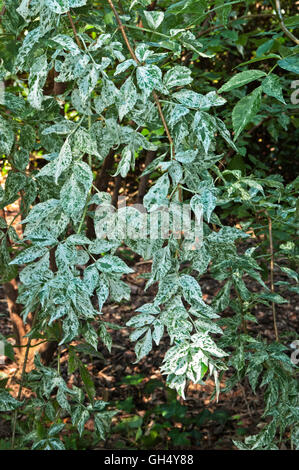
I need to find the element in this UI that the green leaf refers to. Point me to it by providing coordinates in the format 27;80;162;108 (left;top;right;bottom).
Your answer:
69;0;87;7
78;65;99;104
192;333;227;358
135;328;152;361
215;116;238;152
0;116;14;155
13;149;30;172
179;274;204;307
152;319;164;345
175;149;197;163
232;87;262;140
15;27;43;71
10;246;48;265
94;79;119;114
0;390;23;411
278;55;299;74
83;323;98;350
193;187;217;223
212;281;231;313
143;10;164;29
126;313;155;328
173;90;226;110
208;226;248;244
279;266;298;282
60;310;80;344
96;277;109;312
235;54;281;68
60;177;86;221
60;161;92;221
66;234;91;245
192;111;215;154
259;292;288;304
136;65;162;96
117;77;138;121
163;66;193;89
114;146;132;178
22;199;60;225
71;405;90;437
55;139;73;184
96;255;133;274
215;0;231;24
0;217;7;229
143;173;170;210
262;74;285;104
73;128;101;158
28;54;48;110
218;70;266;93
52;33;81;55
94;410;116;440
83;264;99;295
114;59;137;76
99;323;112;352
79;363;96;402
168;161;183;185
4;172;27;203
256;39;274;58
48;423;65;438
166;103;190;127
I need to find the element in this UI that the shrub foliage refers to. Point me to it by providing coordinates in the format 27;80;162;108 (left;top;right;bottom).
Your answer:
0;0;298;450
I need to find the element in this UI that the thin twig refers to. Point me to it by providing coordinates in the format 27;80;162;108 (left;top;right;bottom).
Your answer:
275;0;299;45
152;91;174;150
240;383;253;417
67;10;82;48
11;309;38;448
197;13;275;38
266;212;279;342
12;340;47;349
107;0;138;62
135;259;152;265
57;345;61;375
106;0;174;153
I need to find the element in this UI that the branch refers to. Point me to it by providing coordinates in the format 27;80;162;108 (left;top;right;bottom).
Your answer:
106;0;174;152
11;308;39;449
197;13;275;38
266;212;279;342
67;10;82;49
147;1;157;11
107;0;138;62
275;0;299;45
152;91;174;149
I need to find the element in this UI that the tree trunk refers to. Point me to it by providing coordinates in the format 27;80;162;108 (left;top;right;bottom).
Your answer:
2;279;26;350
